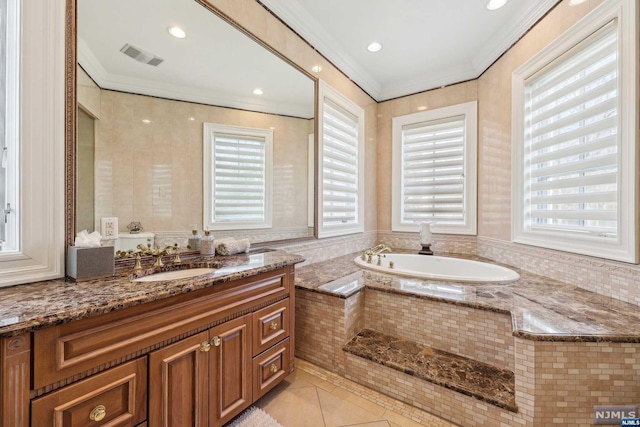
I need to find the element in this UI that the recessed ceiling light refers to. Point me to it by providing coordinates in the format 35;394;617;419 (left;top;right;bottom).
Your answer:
311;65;322;73
367;42;382;53
568;0;587;5
168;26;186;39
486;0;508;10
142;119;151;124
253;88;263;95
188;117;195;121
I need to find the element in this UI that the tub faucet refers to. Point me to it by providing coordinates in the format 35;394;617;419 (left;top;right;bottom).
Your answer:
363;244;392;263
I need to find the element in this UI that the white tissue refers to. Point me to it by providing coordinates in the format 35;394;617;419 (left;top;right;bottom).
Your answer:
74;229;103;248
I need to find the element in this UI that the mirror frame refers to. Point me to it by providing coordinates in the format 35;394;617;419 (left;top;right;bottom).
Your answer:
64;0;319;250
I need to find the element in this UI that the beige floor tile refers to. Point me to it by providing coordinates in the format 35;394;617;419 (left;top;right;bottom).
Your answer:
280;369;318;390
293;368;337;393
382;410;424;427
330;387;387;417
344;422;391;427
261;386;326;427
317;388;385;427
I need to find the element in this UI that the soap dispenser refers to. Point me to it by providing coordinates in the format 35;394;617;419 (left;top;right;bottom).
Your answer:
188;225;202;251
200;229;215;255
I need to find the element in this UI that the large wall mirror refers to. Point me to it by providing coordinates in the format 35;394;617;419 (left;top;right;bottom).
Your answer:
71;0;316;253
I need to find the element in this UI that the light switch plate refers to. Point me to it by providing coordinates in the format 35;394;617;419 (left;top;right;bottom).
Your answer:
100;217;118;240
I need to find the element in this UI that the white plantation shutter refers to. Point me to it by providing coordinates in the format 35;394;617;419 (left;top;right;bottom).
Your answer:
322;99;359;225
392;101;477;234
317;81;365;238
513;0;638;263
524;21;619;237
203;124;273;230
213;134;266;222
401;116;466;224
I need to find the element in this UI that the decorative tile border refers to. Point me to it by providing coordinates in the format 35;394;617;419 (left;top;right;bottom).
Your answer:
477;237;640;307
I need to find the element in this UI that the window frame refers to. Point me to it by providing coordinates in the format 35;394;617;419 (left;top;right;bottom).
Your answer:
511;0;638;263
316;80;365;239
203;123;273;231
0;0;66;287
391;101;478;235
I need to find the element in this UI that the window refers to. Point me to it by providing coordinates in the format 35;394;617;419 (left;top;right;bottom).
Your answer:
0;0;66;287
203;123;273;230
512;0;637;262
392;101;477;235
317;81;365;238
0;0;19;252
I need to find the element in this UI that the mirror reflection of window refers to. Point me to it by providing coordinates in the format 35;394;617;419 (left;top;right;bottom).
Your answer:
0;0;19;252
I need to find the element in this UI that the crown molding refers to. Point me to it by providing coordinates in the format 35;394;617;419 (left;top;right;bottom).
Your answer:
378;63;477;101
259;0;383;100
77;39;313;119
471;0;560;73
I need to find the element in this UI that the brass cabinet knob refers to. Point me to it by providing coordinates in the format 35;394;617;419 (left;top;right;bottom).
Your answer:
200;341;211;352
269;321;278;331
211;336;221;347
269;363;278;373
89;404;106;422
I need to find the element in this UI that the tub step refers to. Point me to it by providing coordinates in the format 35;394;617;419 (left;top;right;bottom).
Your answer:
343;329;517;412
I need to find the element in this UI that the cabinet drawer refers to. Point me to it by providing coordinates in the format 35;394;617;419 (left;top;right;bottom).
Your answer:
252;338;290;399
252;299;289;355
31;358;147;427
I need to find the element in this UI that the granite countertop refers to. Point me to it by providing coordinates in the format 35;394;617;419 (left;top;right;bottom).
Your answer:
0;250;304;338
295;252;640;343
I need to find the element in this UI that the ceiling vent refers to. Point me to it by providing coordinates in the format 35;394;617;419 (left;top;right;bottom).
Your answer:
119;43;164;66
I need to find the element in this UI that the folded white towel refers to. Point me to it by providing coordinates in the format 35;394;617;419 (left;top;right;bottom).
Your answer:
216;238;250;256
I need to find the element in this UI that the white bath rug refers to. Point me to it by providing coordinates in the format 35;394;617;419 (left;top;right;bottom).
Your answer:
226;407;284;427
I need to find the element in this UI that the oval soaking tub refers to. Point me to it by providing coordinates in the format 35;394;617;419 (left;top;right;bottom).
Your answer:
354;254;519;283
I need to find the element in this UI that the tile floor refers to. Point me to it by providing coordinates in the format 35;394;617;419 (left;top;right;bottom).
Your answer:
257;359;457;427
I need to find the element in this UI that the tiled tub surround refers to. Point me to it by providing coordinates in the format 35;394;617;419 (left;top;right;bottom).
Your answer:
0;250;303;338
295;252;640;426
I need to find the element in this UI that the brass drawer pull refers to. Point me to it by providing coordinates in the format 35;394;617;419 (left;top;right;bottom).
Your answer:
269;363;278;373
269;321;278;331
200;341;211;352
211;336;221;347
89;404;106;421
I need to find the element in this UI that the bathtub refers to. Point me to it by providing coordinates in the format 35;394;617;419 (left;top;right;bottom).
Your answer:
354;253;519;283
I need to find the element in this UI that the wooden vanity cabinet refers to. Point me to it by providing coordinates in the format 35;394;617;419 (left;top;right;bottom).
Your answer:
0;265;295;427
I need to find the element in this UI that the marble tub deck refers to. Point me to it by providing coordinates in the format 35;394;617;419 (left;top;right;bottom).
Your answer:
0;250;304;337
295;251;640;342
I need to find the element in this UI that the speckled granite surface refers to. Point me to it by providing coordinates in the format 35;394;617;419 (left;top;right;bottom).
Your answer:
295;252;640;342
0;250;303;338
344;329;517;411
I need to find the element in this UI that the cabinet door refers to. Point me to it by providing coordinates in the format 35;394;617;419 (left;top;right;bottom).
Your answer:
31;358;146;427
209;316;252;427
148;332;210;427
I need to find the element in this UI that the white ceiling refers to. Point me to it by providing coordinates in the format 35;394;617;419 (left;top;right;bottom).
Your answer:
78;0;315;118
261;0;559;101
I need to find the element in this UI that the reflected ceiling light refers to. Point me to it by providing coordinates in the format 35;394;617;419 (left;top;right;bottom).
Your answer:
167;26;186;39
311;65;322;73
568;0;587;5
269;126;276;130
253;88;264;95
486;0;508;10
142;119;151;124
188;117;196;121
367;42;382;53
417;106;427;111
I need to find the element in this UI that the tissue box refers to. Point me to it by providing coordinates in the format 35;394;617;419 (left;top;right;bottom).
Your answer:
67;246;115;280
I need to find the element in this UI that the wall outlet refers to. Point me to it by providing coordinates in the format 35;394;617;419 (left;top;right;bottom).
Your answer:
100;217;118;240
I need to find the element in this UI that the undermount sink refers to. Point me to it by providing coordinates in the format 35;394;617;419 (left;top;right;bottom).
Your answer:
133;268;215;282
